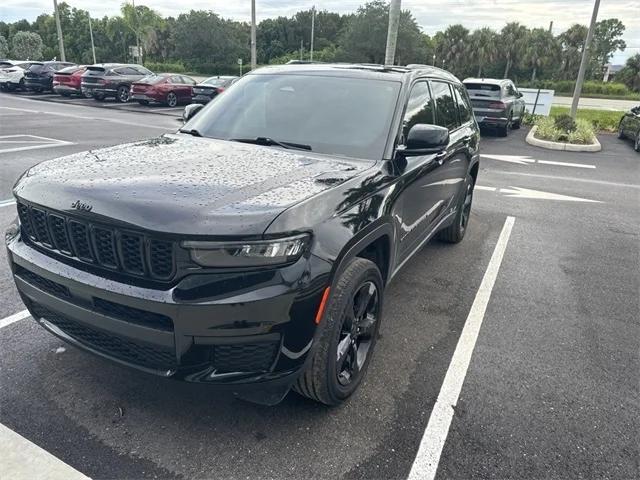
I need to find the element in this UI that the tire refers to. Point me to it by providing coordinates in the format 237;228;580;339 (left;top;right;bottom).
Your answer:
61;92;71;97
93;93;105;101
294;257;384;406
499;115;512;137
617;122;626;139
138;100;149;106
438;173;475;244
634;130;640;153
116;85;130;103
166;91;177;107
6;83;15;92
512;117;521;129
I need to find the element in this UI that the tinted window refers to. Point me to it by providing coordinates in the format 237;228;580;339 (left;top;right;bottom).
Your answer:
170;75;183;84
402;81;435;142
117;67;140;75
139;75;166;84
203;77;229;87
506;83;518;96
182;76;196;85
432;81;460;131
186;73;401;159
134;66;153;75
464;83;501;98
453;85;472;124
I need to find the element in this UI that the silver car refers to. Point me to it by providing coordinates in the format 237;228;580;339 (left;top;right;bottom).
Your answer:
463;78;526;136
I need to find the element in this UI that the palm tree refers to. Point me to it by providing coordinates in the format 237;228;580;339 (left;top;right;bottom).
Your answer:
522;28;558;82
470;28;497;77
558;24;588;80
501;22;528;78
434;24;469;77
121;3;163;63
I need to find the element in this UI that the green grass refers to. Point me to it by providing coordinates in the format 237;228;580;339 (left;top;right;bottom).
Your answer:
549;106;625;133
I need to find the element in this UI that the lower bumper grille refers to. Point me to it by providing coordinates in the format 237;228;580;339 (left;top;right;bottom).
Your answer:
213;343;278;373
30;302;176;370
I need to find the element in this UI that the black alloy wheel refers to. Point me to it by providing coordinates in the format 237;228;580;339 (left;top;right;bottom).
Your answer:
438;173;475;243
166;91;177;107
336;281;379;387
117;85;130;103
294;257;384;405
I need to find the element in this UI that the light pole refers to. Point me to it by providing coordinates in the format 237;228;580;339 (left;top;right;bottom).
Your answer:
384;0;401;65
310;6;316;62
570;0;600;118
88;14;97;64
53;0;66;61
250;0;257;70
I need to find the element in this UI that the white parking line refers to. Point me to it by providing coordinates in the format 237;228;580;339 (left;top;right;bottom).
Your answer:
0;309;30;329
0;106;173;131
0;423;91;480
537;160;596;169
0;134;74;154
0;198;16;208
408;216;515;480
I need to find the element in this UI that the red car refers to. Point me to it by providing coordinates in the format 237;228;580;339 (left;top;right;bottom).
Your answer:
130;73;197;107
53;65;87;96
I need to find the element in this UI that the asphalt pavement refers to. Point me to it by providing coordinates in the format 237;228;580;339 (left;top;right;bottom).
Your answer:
0;91;638;480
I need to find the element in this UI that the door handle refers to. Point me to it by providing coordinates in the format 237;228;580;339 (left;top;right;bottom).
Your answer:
435;151;446;165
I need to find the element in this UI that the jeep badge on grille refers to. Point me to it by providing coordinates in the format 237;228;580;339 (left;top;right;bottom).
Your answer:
71;200;93;212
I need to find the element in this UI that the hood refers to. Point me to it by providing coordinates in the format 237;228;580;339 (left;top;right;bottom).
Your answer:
14;134;372;236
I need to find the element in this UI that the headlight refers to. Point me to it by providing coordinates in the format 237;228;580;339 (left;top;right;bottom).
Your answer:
182;234;310;267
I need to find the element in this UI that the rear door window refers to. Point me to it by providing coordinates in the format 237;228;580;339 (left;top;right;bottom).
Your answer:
431;81;460;131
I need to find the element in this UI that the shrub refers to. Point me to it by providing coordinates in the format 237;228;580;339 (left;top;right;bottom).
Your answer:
144;61;186;73
554;114;577;133
534;116;595;145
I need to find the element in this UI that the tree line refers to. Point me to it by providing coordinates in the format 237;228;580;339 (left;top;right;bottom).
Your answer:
0;0;637;92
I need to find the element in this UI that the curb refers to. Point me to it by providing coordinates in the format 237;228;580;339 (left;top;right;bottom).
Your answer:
526;126;602;152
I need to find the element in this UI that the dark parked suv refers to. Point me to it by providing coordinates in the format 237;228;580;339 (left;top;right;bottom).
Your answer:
463;78;526;136
617;105;640;152
6;64;480;406
24;61;76;92
81;64;153;102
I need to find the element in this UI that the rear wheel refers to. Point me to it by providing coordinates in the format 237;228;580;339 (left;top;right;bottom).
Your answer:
438;173;475;244
116;85;130;103
294;257;383;406
512;116;521;129
166;91;177;107
499;115;512;137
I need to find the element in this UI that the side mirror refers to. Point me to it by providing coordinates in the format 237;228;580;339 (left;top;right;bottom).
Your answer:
400;124;449;156
517;92;524;98
183;103;204;122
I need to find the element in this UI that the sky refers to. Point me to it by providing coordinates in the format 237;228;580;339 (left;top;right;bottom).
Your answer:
1;0;638;64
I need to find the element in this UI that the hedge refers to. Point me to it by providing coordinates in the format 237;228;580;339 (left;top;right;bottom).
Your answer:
518;80;638;98
143;61;186;74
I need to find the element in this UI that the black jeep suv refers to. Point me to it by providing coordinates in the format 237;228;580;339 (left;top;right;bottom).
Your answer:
81;63;153;102
6;64;480;406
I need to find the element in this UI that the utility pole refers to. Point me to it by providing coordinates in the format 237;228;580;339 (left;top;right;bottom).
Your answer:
300;39;304;61
570;0;600;118
132;0;141;64
384;0;401;65
88;13;97;64
250;0;257;70
548;21;553;33
310;6;316;62
53;0;66;61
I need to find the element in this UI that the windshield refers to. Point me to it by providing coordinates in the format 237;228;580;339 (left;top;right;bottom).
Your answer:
185;73;400;159
139;75;166;84
464;83;501;97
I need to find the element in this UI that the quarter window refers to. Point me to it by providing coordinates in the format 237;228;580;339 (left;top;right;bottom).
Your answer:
453;85;472;124
401;81;435;142
431;81;460;131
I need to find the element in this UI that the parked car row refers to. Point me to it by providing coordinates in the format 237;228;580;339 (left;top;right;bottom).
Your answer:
0;59;238;107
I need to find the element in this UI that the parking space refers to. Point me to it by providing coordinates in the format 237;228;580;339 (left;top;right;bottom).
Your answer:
0;92;638;479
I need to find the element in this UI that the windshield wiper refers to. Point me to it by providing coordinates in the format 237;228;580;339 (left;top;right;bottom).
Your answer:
179;128;202;137
229;137;312;151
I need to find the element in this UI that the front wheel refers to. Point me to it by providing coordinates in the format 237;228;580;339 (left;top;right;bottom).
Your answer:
438;173;475;244
634;130;640;153
294;257;383;406
116;85;130;103
499;116;512;137
618;122;626;139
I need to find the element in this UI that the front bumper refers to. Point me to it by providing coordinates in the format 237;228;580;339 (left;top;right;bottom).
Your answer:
0;73;23;85
7;232;331;404
24;78;51;91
